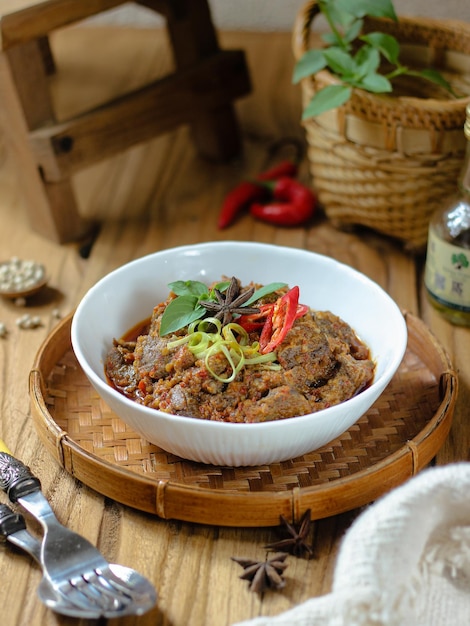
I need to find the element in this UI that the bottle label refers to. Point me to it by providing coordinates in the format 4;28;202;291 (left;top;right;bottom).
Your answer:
424;229;470;312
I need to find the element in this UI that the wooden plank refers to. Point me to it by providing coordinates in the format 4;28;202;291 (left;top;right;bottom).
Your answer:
29;49;251;180
0;50;56;237
5;38;54;128
158;0;247;159
41;177;95;242
154;0;220;64
0;0;127;48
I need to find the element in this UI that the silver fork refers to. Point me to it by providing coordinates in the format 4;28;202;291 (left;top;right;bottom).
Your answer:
0;447;157;618
0;502;148;618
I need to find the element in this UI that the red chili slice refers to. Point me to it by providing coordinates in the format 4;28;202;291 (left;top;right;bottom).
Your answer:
259;286;303;354
237;304;274;332
295;304;309;318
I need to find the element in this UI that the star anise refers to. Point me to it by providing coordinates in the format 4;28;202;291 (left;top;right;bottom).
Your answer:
265;509;313;558
231;552;288;594
199;276;260;325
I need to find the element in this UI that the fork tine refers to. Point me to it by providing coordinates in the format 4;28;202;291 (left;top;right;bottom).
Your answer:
55;581;109;613
95;565;158;616
70;577;130;615
96;566;141;593
83;571;134;606
71;577;117;606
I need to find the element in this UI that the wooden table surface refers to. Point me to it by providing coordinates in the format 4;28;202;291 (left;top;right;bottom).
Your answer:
0;25;469;626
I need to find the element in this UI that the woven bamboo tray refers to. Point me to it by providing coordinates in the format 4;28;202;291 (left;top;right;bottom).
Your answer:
29;312;457;527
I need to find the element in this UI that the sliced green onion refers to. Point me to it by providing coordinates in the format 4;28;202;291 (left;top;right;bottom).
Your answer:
165;318;280;381
205;341;243;382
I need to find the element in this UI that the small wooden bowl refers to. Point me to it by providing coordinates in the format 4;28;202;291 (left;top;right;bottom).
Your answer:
0;259;47;299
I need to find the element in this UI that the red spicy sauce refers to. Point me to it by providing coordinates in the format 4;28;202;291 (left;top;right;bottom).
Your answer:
121;317;151;342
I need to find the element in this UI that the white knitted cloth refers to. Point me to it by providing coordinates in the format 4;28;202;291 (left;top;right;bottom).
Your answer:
234;463;470;626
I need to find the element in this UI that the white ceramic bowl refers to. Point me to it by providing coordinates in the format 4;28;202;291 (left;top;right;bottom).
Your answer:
71;242;407;466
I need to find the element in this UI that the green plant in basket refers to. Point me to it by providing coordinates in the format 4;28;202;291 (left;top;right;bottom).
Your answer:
293;0;456;118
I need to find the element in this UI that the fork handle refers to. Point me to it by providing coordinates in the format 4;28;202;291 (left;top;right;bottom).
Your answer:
0;450;42;503
0;502;28;538
0;502;43;564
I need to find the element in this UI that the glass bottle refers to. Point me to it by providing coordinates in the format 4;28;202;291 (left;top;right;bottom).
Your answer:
424;104;470;326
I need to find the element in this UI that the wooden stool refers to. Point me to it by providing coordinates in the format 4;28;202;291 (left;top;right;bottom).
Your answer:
0;0;251;243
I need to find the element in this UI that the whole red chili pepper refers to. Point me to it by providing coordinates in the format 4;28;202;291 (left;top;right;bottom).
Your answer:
250;177;316;227
256;160;298;181
217;181;268;230
217;160;299;230
258;136;304;180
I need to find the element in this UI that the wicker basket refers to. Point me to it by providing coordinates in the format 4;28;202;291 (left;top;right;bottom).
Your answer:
292;1;470;251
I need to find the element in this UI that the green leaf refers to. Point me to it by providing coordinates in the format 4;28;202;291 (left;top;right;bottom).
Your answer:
408;68;457;96
353;46;380;77
159;295;206;336
336;0;397;21
168;280;208;297
323;47;356;75
211;280;231;293
320;0;355;27
302;84;352;119
360;32;400;64
306;0;456;113
356;72;392;92
321;32;343;47
293;50;328;83
243;282;288;307
344;17;364;43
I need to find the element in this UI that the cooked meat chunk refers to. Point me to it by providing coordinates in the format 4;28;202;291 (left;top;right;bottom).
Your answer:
105;339;138;396
276;313;337;385
306;353;376;410
241;386;311;423
105;295;375;423
133;334;174;379
313;310;370;360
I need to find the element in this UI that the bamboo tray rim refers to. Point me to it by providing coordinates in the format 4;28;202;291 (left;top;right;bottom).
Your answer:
29;312;457;527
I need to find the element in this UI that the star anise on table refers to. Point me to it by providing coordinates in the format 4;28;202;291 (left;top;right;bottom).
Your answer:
199;276;260;326
231;552;289;594
265;509;314;558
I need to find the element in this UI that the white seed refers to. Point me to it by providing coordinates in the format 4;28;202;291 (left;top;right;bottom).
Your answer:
16;314;29;327
15;313;41;329
0;322;7;338
0;257;45;293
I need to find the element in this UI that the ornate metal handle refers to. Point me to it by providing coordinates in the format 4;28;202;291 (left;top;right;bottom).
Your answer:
0;451;41;503
0;502;27;539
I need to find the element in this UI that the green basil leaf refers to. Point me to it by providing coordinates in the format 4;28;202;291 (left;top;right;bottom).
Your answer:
302;84;352;119
168;280;208;297
360;32;400;64
159;295;206;336
243;282;288;307
212;281;231;293
293;50;328;84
